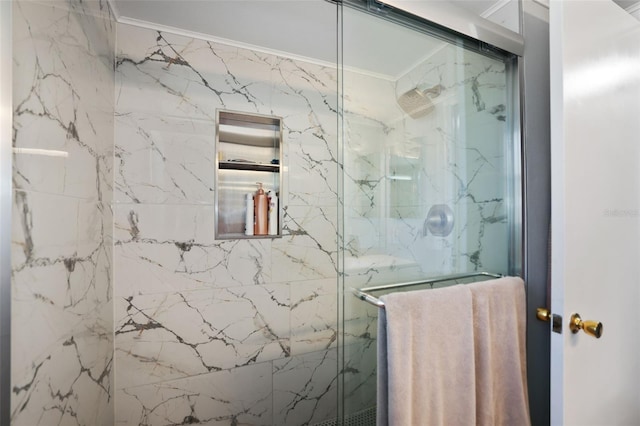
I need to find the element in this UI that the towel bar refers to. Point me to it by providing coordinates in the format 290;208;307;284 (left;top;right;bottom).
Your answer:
353;271;503;308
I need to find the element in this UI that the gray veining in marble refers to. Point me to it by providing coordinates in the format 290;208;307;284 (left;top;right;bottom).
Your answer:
11;0;115;424
9;2;515;423
114;22;340;425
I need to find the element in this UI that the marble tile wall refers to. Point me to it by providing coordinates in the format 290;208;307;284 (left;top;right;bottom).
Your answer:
9;3;514;423
11;0;115;424
114;24;339;425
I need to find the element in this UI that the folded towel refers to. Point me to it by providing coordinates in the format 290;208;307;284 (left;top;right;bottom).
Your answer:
468;276;530;426
377;284;476;426
376;276;530;426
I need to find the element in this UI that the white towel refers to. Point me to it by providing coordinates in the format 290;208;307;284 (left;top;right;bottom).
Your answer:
377;284;476;426
376;276;530;426
468;276;530;426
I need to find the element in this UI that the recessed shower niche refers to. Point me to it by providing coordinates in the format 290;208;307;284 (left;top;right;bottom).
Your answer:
215;109;283;239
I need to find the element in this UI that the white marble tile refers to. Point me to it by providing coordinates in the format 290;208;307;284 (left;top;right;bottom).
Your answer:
341;215;384;257
12;115;100;197
340;255;462;415
11;325;113;426
116;362;272;426
28;0;115;21
115;25;216;121
452;132;507;204
12;191;80;263
11;192;112;307
112;22;343;424
114;204;272;296
115;113;215;204
344;69;399;123
342;294;378;346
13;0;114;201
116;24;275;120
271;57;337;127
343;173;383;220
342;118;404;224
12;193;113;376
115;284;290;388
286;131;338;208
271;58;338;207
272;205;337;282
455;200;509;273
459;58;506;113
116;25;339;209
11;1;115;423
341;340;377;416
273;349;338;426
290;279;337;355
114;203;214;244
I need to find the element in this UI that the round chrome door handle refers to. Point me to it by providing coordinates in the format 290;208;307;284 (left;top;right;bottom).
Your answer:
569;313;603;339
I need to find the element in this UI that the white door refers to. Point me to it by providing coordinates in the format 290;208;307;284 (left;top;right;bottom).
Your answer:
550;1;640;425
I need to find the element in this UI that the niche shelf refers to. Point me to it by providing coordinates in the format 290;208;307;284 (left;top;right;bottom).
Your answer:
215;109;283;240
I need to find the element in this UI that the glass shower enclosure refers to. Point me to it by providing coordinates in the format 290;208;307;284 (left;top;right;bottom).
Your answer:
337;2;521;423
2;0;523;423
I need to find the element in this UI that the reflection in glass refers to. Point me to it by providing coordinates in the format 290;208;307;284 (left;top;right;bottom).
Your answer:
338;3;521;423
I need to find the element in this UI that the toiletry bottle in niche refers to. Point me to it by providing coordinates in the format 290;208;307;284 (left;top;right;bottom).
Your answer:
268;191;278;236
245;193;254;236
254;183;268;235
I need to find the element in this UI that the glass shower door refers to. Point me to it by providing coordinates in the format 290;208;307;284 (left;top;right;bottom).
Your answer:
338;2;521;423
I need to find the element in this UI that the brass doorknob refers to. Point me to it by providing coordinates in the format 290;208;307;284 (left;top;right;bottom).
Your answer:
569;313;603;338
536;307;551;322
536;308;563;334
